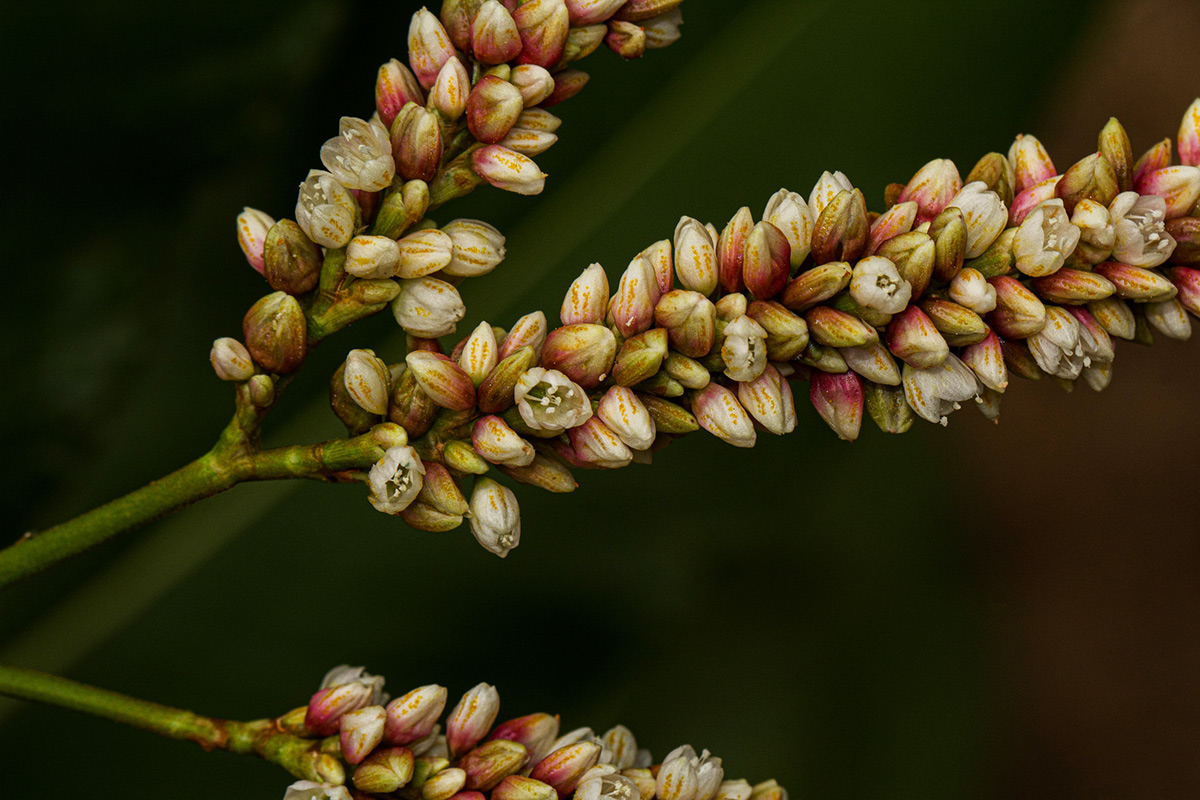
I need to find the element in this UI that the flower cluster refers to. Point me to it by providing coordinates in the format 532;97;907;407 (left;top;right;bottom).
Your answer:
336;100;1200;555
280;665;782;800
214;0;687;408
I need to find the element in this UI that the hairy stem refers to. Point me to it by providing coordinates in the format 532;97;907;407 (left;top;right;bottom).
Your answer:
0;665;342;782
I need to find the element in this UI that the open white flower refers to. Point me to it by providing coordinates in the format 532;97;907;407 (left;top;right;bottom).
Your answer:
721;315;768;382
514;367;593;433
1070;198;1115;264
902;355;979;426
1028;306;1085;379
319;116;394;192
283;781;352;800
367;446;425;514
947;181;1007;258
1110;191;1176;268
849;256;911;313
296;169;357;248
1013;199;1080;277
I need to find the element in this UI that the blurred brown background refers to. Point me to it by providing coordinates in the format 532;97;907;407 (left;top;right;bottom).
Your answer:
1;0;1198;797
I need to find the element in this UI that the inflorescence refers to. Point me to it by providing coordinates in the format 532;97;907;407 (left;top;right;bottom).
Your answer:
212;0;1200;558
278;665;781;800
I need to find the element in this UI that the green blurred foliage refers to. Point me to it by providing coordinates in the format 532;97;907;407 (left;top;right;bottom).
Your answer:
0;0;1102;797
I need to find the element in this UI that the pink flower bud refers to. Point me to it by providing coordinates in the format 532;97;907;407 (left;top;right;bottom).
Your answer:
499;311;548;359
473;415;536;467
804;306;877;349
641;238;674;294
948;268;996;314
692;383;756;448
307;681;378;737
468;76;526;143
543;69;590;107
742;221;791;300
611;255;658;337
540;323;618;388
489;713;560;767
210;337;255;382
391;104;444;183
809;170;853;221
865;200;916;257
460;740;529;791
1178;98;1200;167
376;59;425;129
408;7;457;89
1134;137;1172;187
1008;176;1060;226
566;0;625;24
1166;217;1200;265
561;263;610;325
530;742;602;797
471;145;547;195
513;0;570;67
1094;261;1178;302
655;290;717;358
406;351;477;410
886;305;949;368
811;188;869;265
340;705;386;765
1007;134;1056;194
236;207;275;273
510;65;556;107
810;371;864;441
960;329;1008;392
447;683;501;756
716;207;752;293
1028;268;1116;305
606;20;646;59
430;58;471;120
1166;267;1200;316
987;276;1047;339
899;158;962;224
425;768;468;800
1135;165;1200;219
384;684;447;745
737;364;796;436
569;417;633;468
392;277;466;338
615;0;683;21
674;217;718;295
472;0;523;63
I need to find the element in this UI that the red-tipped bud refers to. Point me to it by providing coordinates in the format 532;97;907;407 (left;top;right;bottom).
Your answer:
960;329;1008;392
614;0;683;22
1008;134;1056;194
810;371;864;442
1135;165;1200;219
472;1;523;63
692;383;756;448
489;713;560;767
743;221;791;299
391;104;443;183
899;158;962;224
569;417;633;468
1179;98;1200;167
461;740;529;791
987;275;1047;338
886;305;948;368
606;20;645;59
471;145;546;195
611;256;658;337
641;238;674;295
780;262;852;311
340;705;386;765
540;323;618;389
513;0;570;67
468;76;526;143
1094;262;1178;302
237;207;275;274
805;306;878;349
473;415;536;467
376;59;425;129
1008;176;1060;226
447;683;501;758
530;742;602;797
738;364;796;436
405;351;477;410
561;263;610;325
654;290;716;357
408;8;457;89
543;69;589;107
1134;137;1172;187
811;188;869;264
674;216;718;295
866;200;917;256
1166;267;1200;316
493;775;559;800
717;207;752;293
499;311;548;360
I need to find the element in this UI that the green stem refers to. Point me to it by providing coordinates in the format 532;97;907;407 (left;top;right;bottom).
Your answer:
0;420;389;590
0;665;344;783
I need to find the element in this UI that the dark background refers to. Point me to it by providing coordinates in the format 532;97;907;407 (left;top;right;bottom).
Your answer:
2;0;1198;797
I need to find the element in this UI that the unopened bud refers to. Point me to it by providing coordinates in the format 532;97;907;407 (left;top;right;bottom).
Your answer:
596;386;657;450
841;342;901;385
866;200;917;256
442;218;507;278
809;371;864;441
743;221;791;300
500;452;577;493
467;76;525;144
716;207;752;293
479;346;539;414
562;263;610;326
341;705;387;765
393;277;466;338
472;1;523;64
987;275;1047;338
1008;134;1056;194
886;305;948;368
967;152;1016;205
373;179;430;239
961;329;1008;392
612;327;668;386
447;683;501;756
639;394;699;434
530;742;602;797
1029;268;1116;305
385;685;447;746
392;104;444;183
406;351;476;410
1179;98;1200;167
377;59;425;129
494;775;559;800
644;8;683;48
543;68;589;107
471;145;546;195
738;364;796;435
460;740;529;791
513;0;570;68
920;298;987;347
1136;165;1200;220
408;8;457;89
210;337;255;381
863;381;914;434
805;306;878;348
1086;297;1136;340
1098;117;1134;192
899;158;962;224
1145;298;1192;340
1094;262;1178;302
606;20;646;58
389;368;439;438
674;217;718;296
615;0;683;21
874;231;935;298
237;207;275;274
655;290;716;358
473;415;536;467
540;323;617;388
430;58;471;120
781;262;852;311
424;768;468;800
354;747;416;794
243;292;306;374
811;188;869;264
344;349;391;415
692;383;756;448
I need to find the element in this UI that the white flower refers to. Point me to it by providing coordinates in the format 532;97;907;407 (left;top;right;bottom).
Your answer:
1028;306;1085;379
902;355;979;426
1070;198;1114;264
283;781;353;800
948;268;997;314
762;188;815;265
367;446;425;514
720;315;768;382
577;773;642;800
318;665;387;703
1109;191;1177;268
391;277;466;338
345;235;401;279
514;367;593;433
849;256;911;313
296;169;357;248
1013;199;1080;277
468;479;520;558
947;181;1007;258
808;170;854;220
319;116;395;192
